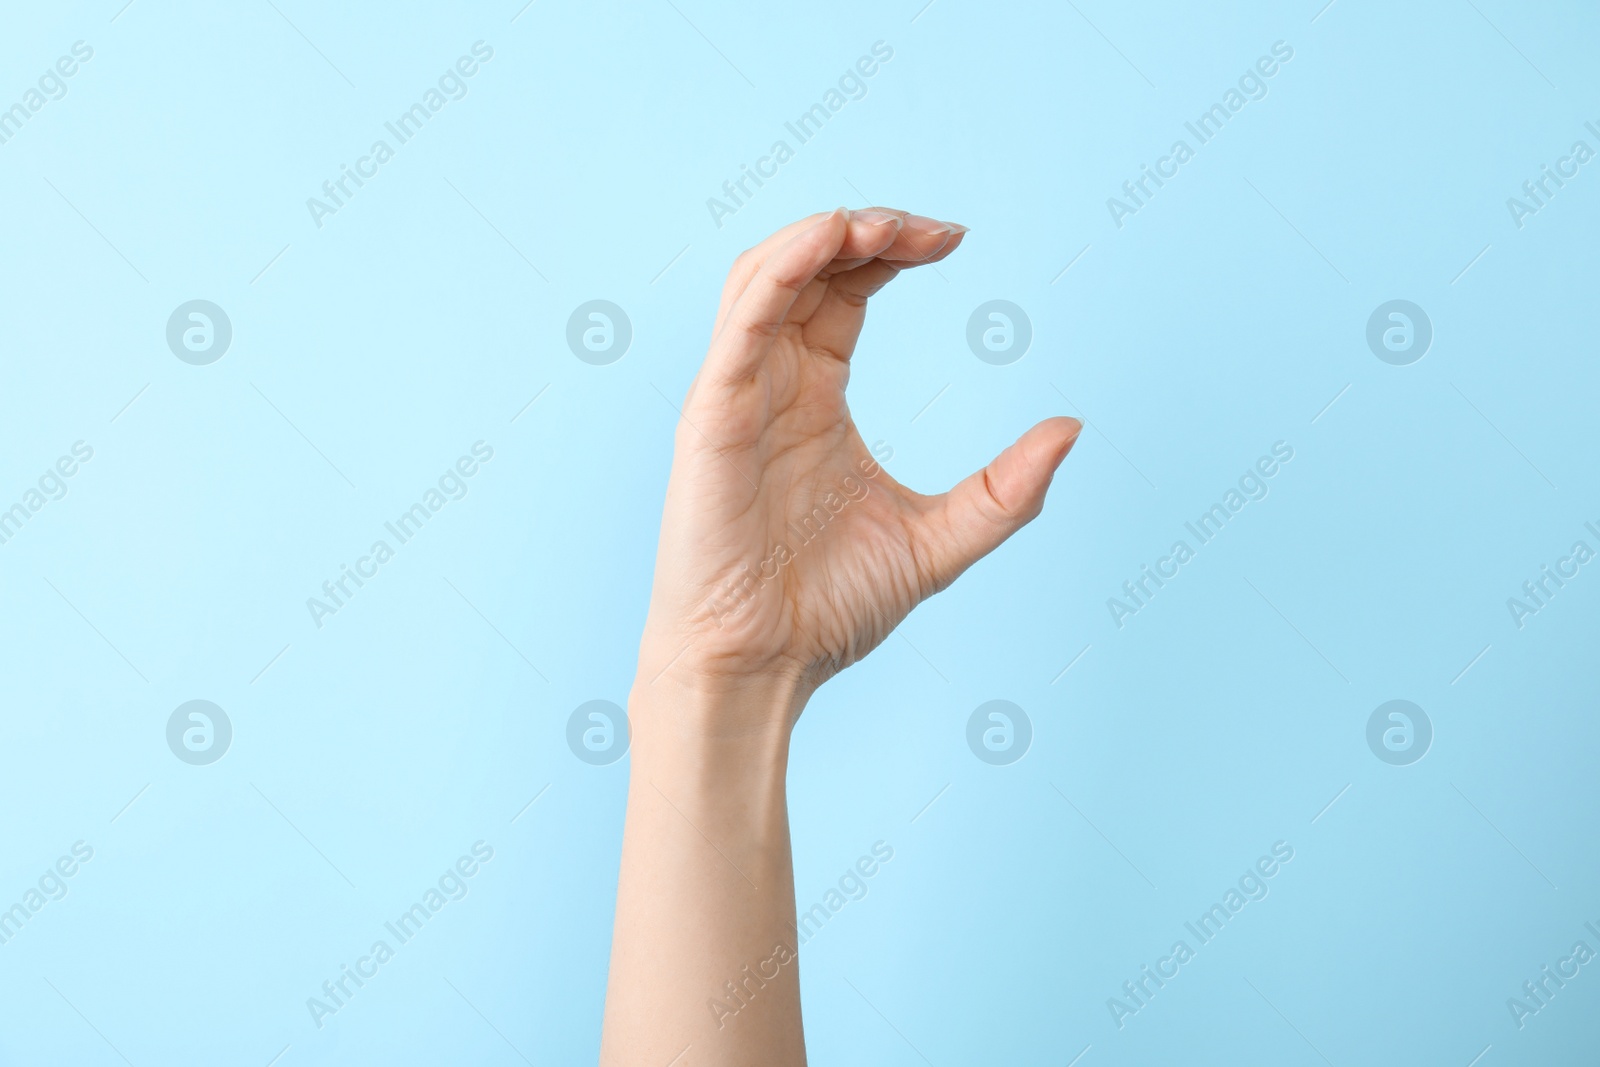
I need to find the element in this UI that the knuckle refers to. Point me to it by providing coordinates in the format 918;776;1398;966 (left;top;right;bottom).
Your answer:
736;315;782;342
978;467;1025;525
762;268;808;298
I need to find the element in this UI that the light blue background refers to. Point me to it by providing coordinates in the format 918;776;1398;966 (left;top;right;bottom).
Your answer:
2;1;1597;1064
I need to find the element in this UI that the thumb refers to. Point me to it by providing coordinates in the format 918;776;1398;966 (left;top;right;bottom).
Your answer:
919;416;1082;593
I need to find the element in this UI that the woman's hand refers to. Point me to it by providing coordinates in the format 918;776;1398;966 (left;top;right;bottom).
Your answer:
638;207;1081;712
602;209;1079;1067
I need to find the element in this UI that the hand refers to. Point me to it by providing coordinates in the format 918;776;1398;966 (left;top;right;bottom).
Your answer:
605;208;1078;1066
637;207;1081;716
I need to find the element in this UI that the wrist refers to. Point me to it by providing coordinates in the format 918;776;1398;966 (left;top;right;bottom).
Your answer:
626;671;806;780
624;677;801;883
624;668;800;742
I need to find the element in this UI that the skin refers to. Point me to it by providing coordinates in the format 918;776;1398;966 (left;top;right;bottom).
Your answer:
599;208;1081;1066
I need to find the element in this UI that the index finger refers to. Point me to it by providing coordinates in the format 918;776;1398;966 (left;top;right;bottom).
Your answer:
712;208;967;336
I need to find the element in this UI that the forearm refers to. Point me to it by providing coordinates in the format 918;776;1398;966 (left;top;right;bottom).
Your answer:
600;676;808;1067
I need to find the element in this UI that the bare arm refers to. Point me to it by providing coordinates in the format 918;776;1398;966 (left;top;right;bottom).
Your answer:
599;208;1081;1065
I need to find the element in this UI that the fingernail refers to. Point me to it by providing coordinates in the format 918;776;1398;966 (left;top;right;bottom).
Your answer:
904;213;954;235
946;223;971;234
853;209;903;228
1057;420;1083;462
